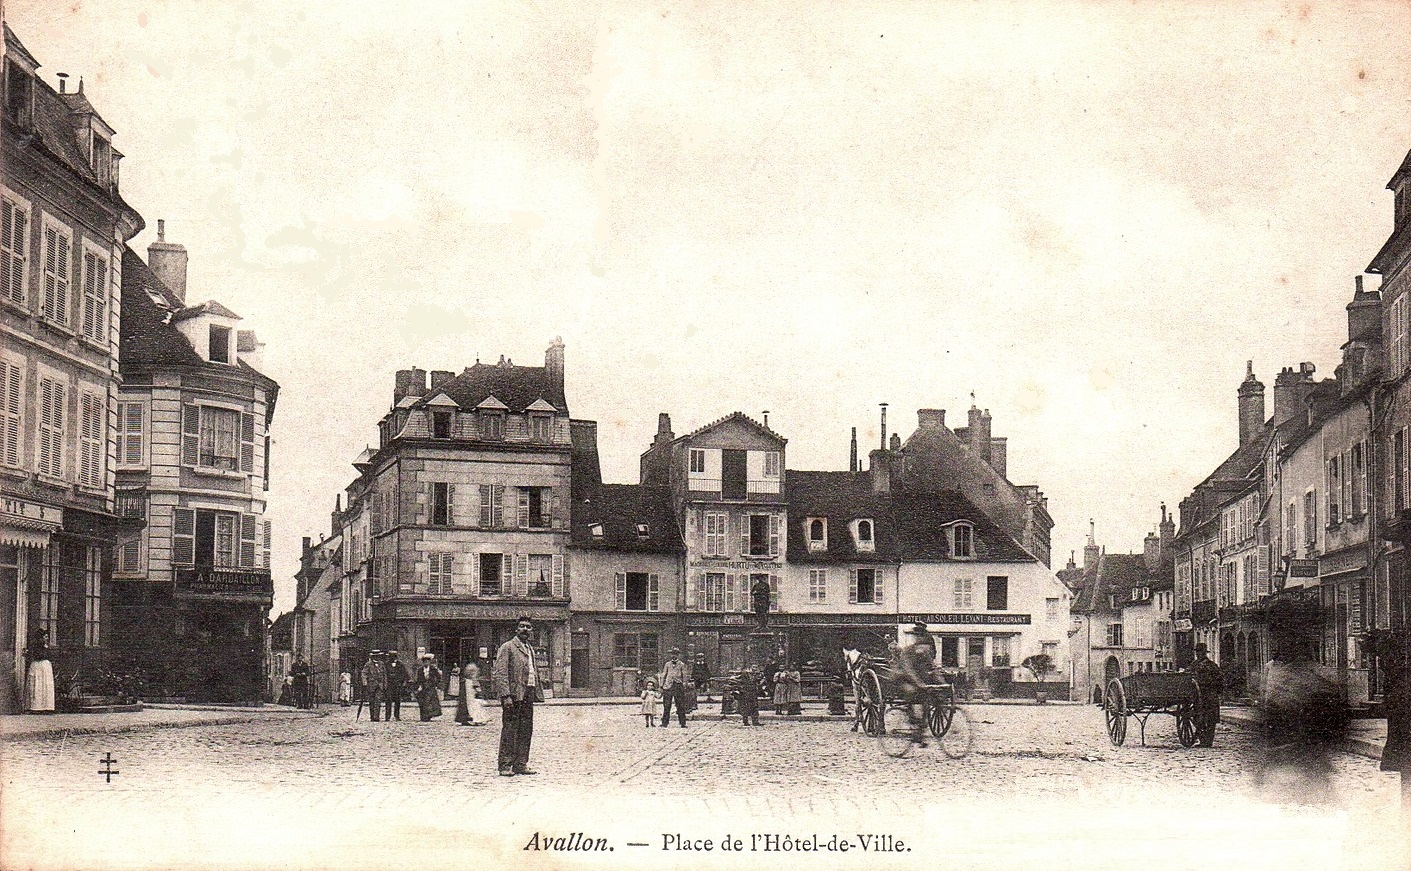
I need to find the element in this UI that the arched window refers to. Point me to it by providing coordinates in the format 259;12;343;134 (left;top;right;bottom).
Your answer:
857;519;873;542
948;522;975;559
809;519;825;541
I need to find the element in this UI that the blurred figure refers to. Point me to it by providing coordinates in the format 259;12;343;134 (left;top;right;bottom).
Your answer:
25;628;54;714
734;669;761;726
1369;628;1410;811
337;669;352;706
1189;643;1222;747
1256;598;1350;805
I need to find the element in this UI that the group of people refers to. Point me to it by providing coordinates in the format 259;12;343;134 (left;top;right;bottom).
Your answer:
639;648;700;727
355;649;446;722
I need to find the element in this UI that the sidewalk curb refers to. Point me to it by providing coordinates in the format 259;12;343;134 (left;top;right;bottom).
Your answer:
1218;707;1384;762
1;709;327;744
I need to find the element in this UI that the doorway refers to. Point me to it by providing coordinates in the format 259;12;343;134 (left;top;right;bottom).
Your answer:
722;450;747;500
719;637;744;673
966;637;985;672
570;631;589;690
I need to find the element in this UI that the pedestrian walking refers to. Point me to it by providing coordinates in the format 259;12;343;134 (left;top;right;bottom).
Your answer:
360;651;387;722
658;648;688;727
735;669;761;726
492;616;543;776
338;670;353;706
291;653;312;709
384;650;410;721
446;664;460;700
641;678;661;727
774;662;803;716
457;660;488;726
1189;643;1223;747
414;654;443;721
692;654;712;701
24;628;54;714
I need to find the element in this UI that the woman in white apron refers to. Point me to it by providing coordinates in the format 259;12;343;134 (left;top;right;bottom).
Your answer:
26;629;55;713
457;661;488;726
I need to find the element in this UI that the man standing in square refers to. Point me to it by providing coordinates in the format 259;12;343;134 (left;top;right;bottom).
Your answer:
493;617;543;776
658;648;688;728
384;650;411;721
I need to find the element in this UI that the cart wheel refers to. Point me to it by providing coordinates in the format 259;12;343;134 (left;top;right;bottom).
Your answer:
878;705;918;758
1104;680;1127;746
1176;705;1198;748
940;705;972;759
860;670;884;736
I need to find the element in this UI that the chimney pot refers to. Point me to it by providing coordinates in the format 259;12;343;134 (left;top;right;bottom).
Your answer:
146;220;189;302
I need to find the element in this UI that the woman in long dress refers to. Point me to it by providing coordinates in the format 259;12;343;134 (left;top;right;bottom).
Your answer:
25;629;55;714
457;661;488;726
337;671;353;706
413;655;442;721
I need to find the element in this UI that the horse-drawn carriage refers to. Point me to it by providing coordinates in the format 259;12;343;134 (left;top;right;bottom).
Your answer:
1103;672;1202;747
846;651;972;758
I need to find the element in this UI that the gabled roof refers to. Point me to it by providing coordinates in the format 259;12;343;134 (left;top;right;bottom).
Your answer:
1071;552;1170;615
890;489;1035;562
171;300;242;322
677;411;785;445
784;471;898;563
415;362;567;416
571;484;683;554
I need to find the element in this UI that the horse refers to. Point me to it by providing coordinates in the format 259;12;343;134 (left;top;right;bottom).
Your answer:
843;647;870;732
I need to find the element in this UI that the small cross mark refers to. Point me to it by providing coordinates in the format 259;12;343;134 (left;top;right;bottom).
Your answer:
98;752;120;783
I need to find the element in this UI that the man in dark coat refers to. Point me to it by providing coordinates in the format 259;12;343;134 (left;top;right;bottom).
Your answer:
1190;643;1223;747
360;651;386;721
492;616;543;776
290;653;312;709
384;650;411;721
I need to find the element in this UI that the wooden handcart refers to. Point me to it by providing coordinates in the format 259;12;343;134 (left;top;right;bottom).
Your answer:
1103;672;1201;747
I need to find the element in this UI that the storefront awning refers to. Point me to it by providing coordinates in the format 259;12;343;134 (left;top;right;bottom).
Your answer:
1;519;57;549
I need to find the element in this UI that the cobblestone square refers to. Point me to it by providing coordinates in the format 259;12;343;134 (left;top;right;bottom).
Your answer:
3;703;1406;871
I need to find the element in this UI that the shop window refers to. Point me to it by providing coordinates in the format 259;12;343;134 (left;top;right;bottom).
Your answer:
940;636;959;668
613;632;660;673
991;636;1011;667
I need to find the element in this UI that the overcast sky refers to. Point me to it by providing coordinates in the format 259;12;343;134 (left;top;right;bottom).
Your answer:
9;0;1411;613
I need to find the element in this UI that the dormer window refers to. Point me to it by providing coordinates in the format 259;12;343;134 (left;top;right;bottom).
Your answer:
5;60;32;127
91;135;112;186
529;413;552;442
852;519;875;553
480;411;505;440
432;411;452;439
208;325;231;363
807;518;827;552
947;522;975;560
636;523;650;540
590;523;604;540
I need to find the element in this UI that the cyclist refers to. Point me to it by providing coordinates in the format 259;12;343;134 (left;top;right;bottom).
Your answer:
892;623;940;745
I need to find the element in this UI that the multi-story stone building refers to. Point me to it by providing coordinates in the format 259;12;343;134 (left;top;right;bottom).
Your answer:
340;341;573;694
639;411;788;675
292;531;341;703
2;27;144;712
108;231;277;702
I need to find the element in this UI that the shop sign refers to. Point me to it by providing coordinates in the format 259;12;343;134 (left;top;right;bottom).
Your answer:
1287;559;1319;579
174;567;273;597
1;497;62;526
1174;618;1193;632
685;612;1032;628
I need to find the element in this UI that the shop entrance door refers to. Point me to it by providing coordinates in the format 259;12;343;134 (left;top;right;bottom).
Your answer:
719;637;744;674
966;637;985;672
570;631;589;690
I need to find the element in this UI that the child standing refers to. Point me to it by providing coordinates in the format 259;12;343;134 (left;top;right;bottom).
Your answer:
641;678;661;727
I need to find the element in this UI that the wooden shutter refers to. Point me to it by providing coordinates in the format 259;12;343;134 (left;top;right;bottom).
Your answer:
769;514;781;556
738;515;749;557
420;482;431;524
492;484;505;528
500;553;512;595
725;573;736;611
239;412;255;472
1;361;19;466
118;537;141;574
515;554;528;596
769;573;779;611
2;199;27;305
478;484;491;527
849;569;858;603
615;571;627;609
446;484;455;525
173;508;196;565
121;402;144;465
874;570;883;605
240;514;257;567
262;520;272;569
182;405;200;466
648;573;659;611
551;491;562;529
518;488;530;529
687;572;699;610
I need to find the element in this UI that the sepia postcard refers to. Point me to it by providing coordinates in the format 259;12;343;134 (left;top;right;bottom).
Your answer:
1;1;1409;869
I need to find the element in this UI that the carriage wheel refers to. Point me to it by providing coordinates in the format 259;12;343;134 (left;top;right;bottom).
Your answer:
1104;680;1127;746
928;690;956;739
940;706;972;759
859;670;884;736
1175;704;1198;748
878;705;918;758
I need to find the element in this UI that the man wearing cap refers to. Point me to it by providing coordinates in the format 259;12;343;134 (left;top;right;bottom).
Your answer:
384;650;411;721
1190;642;1223;747
360;651;387;722
658;649;688;727
493;616;543;776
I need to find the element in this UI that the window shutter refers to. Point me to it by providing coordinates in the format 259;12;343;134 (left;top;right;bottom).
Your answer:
446;484;455;525
551;491;562;529
725;573;736;611
119;537;140;574
478;484;491;527
240;413;255;473
769;573;779;612
417;555;429;591
501;553;512;595
874;572;883;605
421;482;431;524
173;508;196;565
648;573;660;611
515;554;528;597
552;554;564;597
262;520;272;569
769;514;781;556
616;571;626;610
240;514;257;567
122;402;144;465
182;405;200;467
738;516;749;558
518;489;530;529
2;361;20;466
494;484;506;528
687;572;699;610
849;570;858;603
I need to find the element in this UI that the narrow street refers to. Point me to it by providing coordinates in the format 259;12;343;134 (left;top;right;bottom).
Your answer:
3;703;1404;870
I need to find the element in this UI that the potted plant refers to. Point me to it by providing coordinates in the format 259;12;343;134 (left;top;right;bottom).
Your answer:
1022;653;1055;704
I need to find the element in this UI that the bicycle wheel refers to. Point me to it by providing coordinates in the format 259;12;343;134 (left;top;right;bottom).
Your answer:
877;705;918;758
928;693;955;739
940;706;972;759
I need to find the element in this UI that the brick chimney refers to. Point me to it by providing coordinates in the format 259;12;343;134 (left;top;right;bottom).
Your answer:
917;409;946;430
1159;503;1174;555
1272;363;1316;427
545;336;565;389
849;427;858;472
429;370;454;390
147;219;188;302
1083;520;1100;570
968;405;992;464
1237;361;1265;446
393;368;428;404
1143;528;1161;571
869;449;892;493
989;437;1008;477
640;413;674;486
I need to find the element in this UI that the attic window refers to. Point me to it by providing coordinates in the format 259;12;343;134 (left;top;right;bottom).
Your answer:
853;519;875;553
948;522;975;560
208;325;231;363
5;61;32;127
807;518;827;552
590;523;604;539
145;287;169;310
432;411;452;439
480;411;505;440
529;413;552;442
636;523;650;539
92;136;111;186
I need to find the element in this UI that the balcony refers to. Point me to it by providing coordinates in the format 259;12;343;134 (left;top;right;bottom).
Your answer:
174;566;274;601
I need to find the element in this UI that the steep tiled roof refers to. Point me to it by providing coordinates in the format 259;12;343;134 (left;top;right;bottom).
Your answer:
172;300;241;322
422;362;568;416
782;471;1036;565
784;471;898;563
676;411;785;444
571;484;683;554
1072;552;1168;615
120;248;205;367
